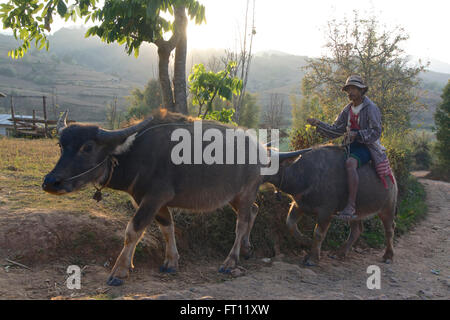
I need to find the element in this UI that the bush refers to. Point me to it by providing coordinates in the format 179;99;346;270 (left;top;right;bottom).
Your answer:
409;131;433;170
430;80;450;181
395;176;427;236
289;125;327;150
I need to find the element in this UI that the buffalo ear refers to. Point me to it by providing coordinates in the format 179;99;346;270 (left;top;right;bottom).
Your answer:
112;133;138;155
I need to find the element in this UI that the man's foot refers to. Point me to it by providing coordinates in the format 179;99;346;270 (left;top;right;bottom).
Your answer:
335;204;357;220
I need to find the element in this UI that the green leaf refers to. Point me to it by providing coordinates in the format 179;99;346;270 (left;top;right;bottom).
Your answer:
146;0;158;19
57;0;68;17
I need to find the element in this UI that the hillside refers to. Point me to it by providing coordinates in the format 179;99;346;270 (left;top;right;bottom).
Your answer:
0;32;143;122
0;28;449;126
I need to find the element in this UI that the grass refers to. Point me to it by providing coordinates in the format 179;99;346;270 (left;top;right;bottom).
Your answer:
395;176;428;236
0;136;134;218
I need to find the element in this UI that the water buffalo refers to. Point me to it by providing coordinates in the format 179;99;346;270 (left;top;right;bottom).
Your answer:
264;145;398;265
42;109;301;286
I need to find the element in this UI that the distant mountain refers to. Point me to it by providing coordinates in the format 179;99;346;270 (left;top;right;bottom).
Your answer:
0;27;448;127
254;50;295;57
409;55;450;74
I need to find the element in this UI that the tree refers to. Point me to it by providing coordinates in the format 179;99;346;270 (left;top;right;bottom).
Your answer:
238;92;260;128
125;78;162;120
106;96;122;129
433;80;450;175
300;12;426;133
188;62;242;119
204;107;237;125
261;93;285;129
221;0;256;123
0;0;206;114
291;91;324;130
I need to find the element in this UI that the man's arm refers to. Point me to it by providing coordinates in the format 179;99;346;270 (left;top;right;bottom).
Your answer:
312;107;349;139
356;104;382;144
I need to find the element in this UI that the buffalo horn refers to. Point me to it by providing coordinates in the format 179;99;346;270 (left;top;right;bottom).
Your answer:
56;110;68;134
272;148;312;161
96;116;154;145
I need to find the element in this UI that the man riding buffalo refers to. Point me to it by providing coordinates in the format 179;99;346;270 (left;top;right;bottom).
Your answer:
307;75;394;220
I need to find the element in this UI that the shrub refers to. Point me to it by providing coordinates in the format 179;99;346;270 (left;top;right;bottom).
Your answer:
289;125;327;150
204;107;237;125
430;80;450;181
409;131;432;170
395;176;427;236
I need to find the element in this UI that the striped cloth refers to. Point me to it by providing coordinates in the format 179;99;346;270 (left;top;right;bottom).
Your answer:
375;158;395;189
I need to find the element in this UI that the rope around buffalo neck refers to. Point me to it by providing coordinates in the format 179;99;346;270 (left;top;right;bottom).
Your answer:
92;156;118;202
59;155;118;202
63;156;111;182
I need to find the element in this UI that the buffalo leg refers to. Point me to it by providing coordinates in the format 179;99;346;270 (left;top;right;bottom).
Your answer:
378;208;396;263
286;201;311;247
108;193;172;284
336;220;363;259
240;202;259;259
155;206;180;273
220;195;255;272
304;213;332;266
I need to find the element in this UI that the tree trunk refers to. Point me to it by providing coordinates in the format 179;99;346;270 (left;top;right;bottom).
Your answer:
173;5;188;115
157;42;175;112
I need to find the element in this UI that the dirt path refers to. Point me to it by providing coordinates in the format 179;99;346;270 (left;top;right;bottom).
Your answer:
0;177;449;300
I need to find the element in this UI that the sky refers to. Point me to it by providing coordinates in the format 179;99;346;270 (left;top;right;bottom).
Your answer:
1;0;449;65
186;0;450;64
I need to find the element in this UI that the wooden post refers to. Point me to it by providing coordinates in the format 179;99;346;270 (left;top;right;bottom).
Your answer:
10;95;17;135
43;96;48;138
32;110;36;130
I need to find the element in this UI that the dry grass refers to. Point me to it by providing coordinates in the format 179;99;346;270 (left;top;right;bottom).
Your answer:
0;136;133;217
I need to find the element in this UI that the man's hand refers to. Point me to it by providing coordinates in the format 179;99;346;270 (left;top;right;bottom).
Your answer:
307;118;320;126
345;130;358;143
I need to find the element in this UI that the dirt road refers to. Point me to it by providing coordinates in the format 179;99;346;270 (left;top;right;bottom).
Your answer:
0;177;448;300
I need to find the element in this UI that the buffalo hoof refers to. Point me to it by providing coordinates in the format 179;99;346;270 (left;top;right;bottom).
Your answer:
106;276;124;287
218;266;232;274
242;249;253;260
328;252;346;261
303;255;318;267
159;265;177;273
304;260;317;267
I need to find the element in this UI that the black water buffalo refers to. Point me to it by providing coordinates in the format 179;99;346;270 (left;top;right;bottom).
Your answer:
43;109;301;286
264;145;398;265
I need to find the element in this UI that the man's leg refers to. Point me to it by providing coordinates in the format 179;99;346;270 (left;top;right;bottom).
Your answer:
337;157;359;220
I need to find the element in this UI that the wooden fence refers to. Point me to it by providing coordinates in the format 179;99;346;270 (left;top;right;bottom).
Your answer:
8;95;73;138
